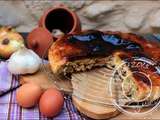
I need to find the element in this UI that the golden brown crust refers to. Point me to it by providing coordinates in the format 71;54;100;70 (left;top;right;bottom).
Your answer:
49;30;160;74
104;31;160;61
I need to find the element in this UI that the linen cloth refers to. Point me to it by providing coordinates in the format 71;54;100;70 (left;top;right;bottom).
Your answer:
0;61;86;120
0;61;19;96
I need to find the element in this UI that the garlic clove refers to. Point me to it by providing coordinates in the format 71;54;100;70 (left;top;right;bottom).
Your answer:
8;47;41;75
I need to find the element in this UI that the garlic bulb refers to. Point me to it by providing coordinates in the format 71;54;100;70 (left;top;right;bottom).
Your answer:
8;47;41;74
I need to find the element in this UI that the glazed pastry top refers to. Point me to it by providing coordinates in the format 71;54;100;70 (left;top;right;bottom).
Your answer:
49;30;160;73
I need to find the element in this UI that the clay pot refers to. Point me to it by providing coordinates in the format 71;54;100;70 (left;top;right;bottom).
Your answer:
27;4;81;58
27;27;53;58
39;4;81;37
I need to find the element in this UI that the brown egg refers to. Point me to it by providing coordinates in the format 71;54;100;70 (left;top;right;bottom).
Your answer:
16;83;43;108
39;88;64;117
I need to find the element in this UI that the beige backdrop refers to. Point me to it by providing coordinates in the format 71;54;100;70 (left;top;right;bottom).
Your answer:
0;0;160;33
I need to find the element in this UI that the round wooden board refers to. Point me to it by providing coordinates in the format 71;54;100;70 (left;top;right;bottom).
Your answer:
72;96;120;120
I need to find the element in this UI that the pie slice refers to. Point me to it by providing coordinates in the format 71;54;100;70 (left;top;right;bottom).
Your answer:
48;30;160;103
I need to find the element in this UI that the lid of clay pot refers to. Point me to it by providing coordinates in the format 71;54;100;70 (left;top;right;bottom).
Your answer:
27;27;53;58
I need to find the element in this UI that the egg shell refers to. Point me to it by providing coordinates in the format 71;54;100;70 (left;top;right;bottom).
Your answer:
16;83;43;108
39;88;64;117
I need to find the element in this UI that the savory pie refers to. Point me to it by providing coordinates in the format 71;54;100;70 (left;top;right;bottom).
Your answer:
48;30;160;102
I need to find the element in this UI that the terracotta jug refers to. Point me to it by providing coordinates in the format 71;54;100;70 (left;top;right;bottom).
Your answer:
27;4;81;58
39;4;81;35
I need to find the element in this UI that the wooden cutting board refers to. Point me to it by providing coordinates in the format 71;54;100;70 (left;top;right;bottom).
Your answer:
71;67;160;119
71;68;120;119
72;68;115;105
72;96;120;119
19;64;72;93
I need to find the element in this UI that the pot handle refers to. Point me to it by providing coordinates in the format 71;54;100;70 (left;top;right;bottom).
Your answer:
30;40;38;49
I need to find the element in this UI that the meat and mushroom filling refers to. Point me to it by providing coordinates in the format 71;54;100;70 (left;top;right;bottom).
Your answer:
62;56;115;76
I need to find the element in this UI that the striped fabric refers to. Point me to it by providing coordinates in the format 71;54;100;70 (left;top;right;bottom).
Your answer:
0;62;20;96
0;61;86;120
